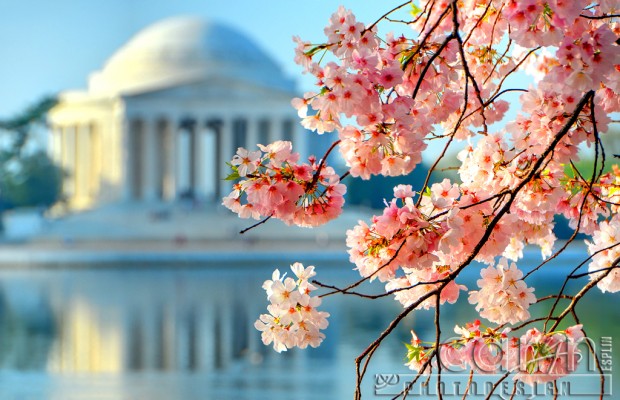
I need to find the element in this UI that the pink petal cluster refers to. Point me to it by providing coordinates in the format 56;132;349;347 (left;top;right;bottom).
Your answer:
586;214;620;293
346;185;445;283
242;1;620;366
504;0;585;47
223;141;346;227
386;264;467;310
407;321;509;374
254;263;330;352
468;258;536;325
406;322;584;385
504;325;584;385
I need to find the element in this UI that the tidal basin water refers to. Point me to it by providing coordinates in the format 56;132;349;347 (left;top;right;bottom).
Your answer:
0;248;617;399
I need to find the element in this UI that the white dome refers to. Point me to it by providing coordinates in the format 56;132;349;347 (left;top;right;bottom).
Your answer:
89;17;295;95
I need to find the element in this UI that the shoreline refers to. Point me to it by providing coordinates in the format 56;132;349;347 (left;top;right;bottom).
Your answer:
0;238;588;269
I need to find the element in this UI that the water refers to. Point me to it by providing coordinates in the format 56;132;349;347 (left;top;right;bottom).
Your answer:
0;248;616;399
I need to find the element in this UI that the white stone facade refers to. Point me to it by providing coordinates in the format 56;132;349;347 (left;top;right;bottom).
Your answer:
48;17;303;210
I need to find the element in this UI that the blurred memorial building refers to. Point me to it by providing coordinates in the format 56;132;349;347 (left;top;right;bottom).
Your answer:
48;17;305;211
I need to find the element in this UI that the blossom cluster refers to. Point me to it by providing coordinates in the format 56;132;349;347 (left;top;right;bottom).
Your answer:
505;325;585;385
468;258;536;325
254;263;329;352
406;321;584;385
346;182;518;310
223;141;346;227
227;3;620;392
586;214;620;293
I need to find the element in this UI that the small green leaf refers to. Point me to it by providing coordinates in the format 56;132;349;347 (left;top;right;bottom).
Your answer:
400;50;416;70
224;165;240;181
224;171;240;181
410;2;422;17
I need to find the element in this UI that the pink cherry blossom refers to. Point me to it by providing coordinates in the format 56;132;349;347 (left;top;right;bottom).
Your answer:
468;258;536;325
255;263;329;352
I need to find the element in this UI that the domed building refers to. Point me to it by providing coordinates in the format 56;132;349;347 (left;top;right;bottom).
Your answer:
48;17;304;210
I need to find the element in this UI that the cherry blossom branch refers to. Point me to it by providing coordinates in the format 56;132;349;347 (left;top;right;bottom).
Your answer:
416;131;458;206
416;59;470;206
314;275;449;299
569;264;620;279
317;240;408;297
482;37;513;86
364;1;411;33
580;13;620;19
418;0;442;42
246;3;620;399
462;0;494;44
542;241;620;329
523;165;593;280
461;370;474;400
570;312;606;400
391;361;431;400
548;256;618;331
536;294;574;302
590;95;606;182
518;104;604;265
434;294;444;400
452;2;488;133
239;214;273;234
353;89;595;397
509;316;559;332
354;288;440;400
569;161;620;207
483;371;510;400
410;33;456;101
311;139;341;188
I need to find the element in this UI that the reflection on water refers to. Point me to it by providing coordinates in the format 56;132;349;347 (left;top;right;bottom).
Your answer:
0;249;617;399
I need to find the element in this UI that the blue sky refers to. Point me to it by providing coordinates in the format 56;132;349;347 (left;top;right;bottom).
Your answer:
0;0;406;117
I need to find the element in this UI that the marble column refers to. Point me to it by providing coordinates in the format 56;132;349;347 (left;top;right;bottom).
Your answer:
89;124;101;199
194;124;210;201
50;126;61;163
176;120;193;198
160;119;176;201
76;124;92;203
258;119;271;146
131;119;144;200
246;117;258;153
202;120;219;202
293;117;308;160
219;118;233;199
188;122;199;198
121;117;133;201
63;126;76;199
142;118;158;201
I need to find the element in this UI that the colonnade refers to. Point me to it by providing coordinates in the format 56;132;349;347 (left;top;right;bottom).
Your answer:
51;124;102;206
51;114;301;207
126;115;298;202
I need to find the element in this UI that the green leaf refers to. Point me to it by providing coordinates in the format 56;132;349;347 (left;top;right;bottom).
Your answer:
410;2;422;17
224;170;240;181
409;1;422;17
400;49;416;70
224;164;240;181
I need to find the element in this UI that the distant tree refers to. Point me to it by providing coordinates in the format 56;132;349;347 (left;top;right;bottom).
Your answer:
0;151;62;210
0;96;62;211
